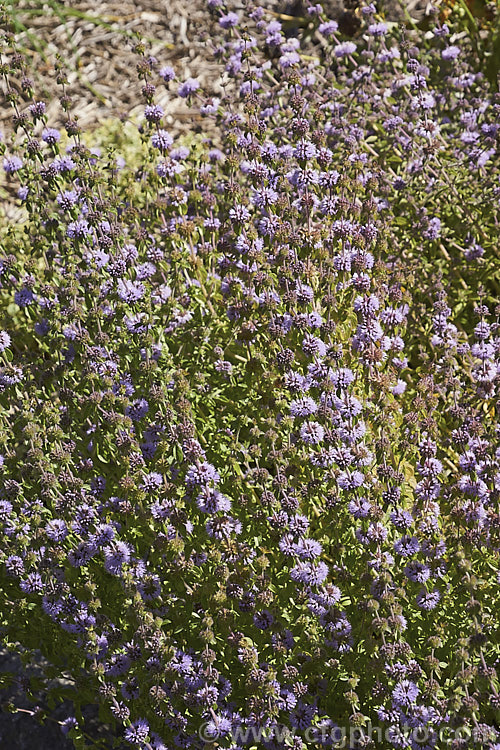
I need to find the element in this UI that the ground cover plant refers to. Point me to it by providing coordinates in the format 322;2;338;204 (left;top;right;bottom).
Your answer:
0;1;499;748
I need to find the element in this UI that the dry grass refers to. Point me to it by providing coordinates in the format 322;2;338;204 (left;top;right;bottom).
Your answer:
0;0;233;134
0;0;429;132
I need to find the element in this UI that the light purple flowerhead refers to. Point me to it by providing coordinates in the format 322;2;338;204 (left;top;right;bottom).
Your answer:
170;145;190;161
219;11;239;28
442;45;460;60
151;129;173;152
124;718;150;745
178;78;200;98
0;331;11;352
368;22;388;36
45;519;68;542
159;65;175;82
42;127;61;145
392;680;420;708
104;540;132;575
144;104;164;123
334;41;356;58
29;101;46;118
318;21;338;37
300;421;325;445
416;588;441;610
200;97;220;115
3;156;23;174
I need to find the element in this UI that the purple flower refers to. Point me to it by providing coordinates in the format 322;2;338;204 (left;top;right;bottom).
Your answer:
208;148;224;162
67;219;91;239
331;394;363;419
68;541;98;567
338;471;365;490
200;97;220;115
280;50;301;68
348;498;371;518
214;359;233;376
104;541;132;575
290;561;329;586
442;45;460;60
144;104;164;123
126;398;149;421
3;156;23;174
302;334;327;358
125;313;149;334
29;101;46;118
309;585;342;611
404;561;431;583
151;129;173;152
219;12;239;28
105;654;131;678
294;139;318;161
424;217;441;240
52;155;75;172
300;421;324;445
290;396;318;418
368;22;388;36
330;368;355;389
124;718;149;745
394;536;420;557
56;189;79;210
149;733;168;750
159;65;175;82
289;514;309;535
117;278;145;303
334;41;356;58
196;487;231;514
392;680;420;708
6;555;24;577
205;516;242;539
0;500;12;519
20;572;44;594
93;523;116;546
14;288;35;308
416;588;441;610
170;145;190;161
279;534;297;556
294;538;322;560
290;701;317;730
185;461;220;488
45;519;68;542
0;331;11;352
318;21;338;36
141;472;163;492
295;282;314;303
42;127;61;145
392;379;407;395
178;78;200;98
253;610;274;629
252;185;278;208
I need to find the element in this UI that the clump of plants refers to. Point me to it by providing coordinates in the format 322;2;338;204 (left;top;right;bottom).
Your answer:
0;2;499;749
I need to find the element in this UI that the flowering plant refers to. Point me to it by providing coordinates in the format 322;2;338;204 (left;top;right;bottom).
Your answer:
0;1;499;748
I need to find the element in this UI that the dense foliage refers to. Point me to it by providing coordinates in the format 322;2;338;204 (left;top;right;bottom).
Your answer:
0;2;499;748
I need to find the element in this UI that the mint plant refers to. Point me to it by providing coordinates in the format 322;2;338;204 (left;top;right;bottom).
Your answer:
0;2;499;748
